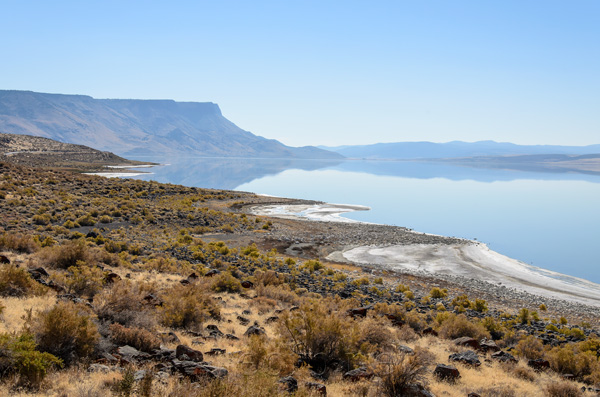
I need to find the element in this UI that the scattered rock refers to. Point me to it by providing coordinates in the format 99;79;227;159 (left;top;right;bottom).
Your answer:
342;367;374;382
225;333;240;341
244;324;266;337
88;364;111;373
205;269;220;277
265;316;279;323
453;337;480;350
176;345;203;362
398;345;415;355
479;338;500;353
449;350;481;366
422;327;438;337
401;384;436;397
104;272;121;284
241;280;254;288
347;306;371;318
491;350;517;363
205;348;226;356
206;325;224;338
171;359;228;381
305;381;327;395
278;376;298;393
527;358;550;371
433;364;460;382
237;315;250;325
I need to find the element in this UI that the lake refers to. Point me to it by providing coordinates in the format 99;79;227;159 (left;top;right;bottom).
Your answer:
124;157;600;284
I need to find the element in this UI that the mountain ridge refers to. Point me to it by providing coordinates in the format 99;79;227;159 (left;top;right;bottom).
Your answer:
0;90;341;159
320;140;600;159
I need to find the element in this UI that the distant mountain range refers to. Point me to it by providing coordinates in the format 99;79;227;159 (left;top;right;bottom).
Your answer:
320;141;600;159
0;90;341;159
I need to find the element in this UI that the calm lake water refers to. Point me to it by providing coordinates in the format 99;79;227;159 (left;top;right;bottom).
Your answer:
126;157;600;284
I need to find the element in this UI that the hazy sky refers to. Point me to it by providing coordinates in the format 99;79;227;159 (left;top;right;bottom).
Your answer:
1;1;598;146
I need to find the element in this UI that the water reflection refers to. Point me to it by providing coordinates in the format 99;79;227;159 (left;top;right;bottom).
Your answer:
128;157;600;189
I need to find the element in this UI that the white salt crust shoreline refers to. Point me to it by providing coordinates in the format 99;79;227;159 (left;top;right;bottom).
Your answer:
252;203;600;307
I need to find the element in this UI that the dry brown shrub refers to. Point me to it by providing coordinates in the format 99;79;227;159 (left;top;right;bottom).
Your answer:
437;313;490;340
547;344;598;379
0;232;39;253
373;348;434;397
38;239;90;269
108;323;160;353
253;269;285;287
474;385;517;397
358;316;395;353
396;325;419;342
510;365;536;382
545;381;583;397
27;301;99;365
256;284;299;305
94;281;156;329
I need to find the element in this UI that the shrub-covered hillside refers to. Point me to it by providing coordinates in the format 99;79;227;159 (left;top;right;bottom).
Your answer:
0;162;599;396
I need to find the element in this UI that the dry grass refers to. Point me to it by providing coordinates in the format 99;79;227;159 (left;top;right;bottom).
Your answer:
0;295;57;334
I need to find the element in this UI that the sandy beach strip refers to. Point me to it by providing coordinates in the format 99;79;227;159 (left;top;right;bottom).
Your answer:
85;172;152;177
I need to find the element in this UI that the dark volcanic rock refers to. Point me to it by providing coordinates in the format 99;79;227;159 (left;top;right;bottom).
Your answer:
306;382;327;395
479;338;500;353
278;376;298;393
342;367;374;382
176;345;203;362
491;350;517;363
434;364;460;382
244;324;266;337
528;358;550;371
449;350;481;366
453;337;480;350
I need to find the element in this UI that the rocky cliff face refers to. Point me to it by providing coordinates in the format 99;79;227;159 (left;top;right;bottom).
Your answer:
0;90;341;159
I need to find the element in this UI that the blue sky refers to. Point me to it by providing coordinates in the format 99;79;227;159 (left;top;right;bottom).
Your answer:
1;1;598;146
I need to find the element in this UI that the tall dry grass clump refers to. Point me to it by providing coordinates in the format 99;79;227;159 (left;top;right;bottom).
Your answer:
94;280;156;329
373;348;434;397
437;313;490;340
0;232;39;253
0;264;47;297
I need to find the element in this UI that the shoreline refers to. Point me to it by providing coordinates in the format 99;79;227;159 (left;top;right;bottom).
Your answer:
252;202;600;308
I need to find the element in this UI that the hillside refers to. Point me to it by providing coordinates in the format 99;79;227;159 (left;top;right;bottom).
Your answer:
0;162;599;396
0;90;342;159
0;132;153;172
321;141;600;160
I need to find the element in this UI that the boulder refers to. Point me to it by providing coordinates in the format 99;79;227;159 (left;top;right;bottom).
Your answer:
205;324;224;338
104;272;121;284
205;348;226;356
433;364;460;382
244;324;266;337
176;345;203;362
241;280;254;288
398;345;415;355
171;359;228;381
0;255;10;264
422;327;438;337
347;306;371;318
401;384;436;397
237;315;250;325
449;350;481;366
491;350;517;363
479;338;500;353
342;367;374;382
205;269;220;277
453;337;480;350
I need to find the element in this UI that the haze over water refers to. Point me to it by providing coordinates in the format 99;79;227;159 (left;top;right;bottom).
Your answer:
128;158;600;284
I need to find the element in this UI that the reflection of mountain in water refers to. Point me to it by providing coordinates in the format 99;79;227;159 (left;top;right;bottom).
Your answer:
330;160;600;184
128;157;343;189
125;157;600;190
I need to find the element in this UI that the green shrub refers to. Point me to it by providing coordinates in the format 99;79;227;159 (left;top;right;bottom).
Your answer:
514;335;545;360
471;299;488;312
27;301;99;365
0;264;47;297
547;345;598;379
158;284;220;330
211;271;242;293
32;214;51;226
518;308;530;324
300;260;324;273
99;215;112;224
109;323;160;353
63;264;105;297
429;287;447;299
0;332;62;388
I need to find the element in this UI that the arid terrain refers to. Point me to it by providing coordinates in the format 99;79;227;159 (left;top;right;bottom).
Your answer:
0;156;599;396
